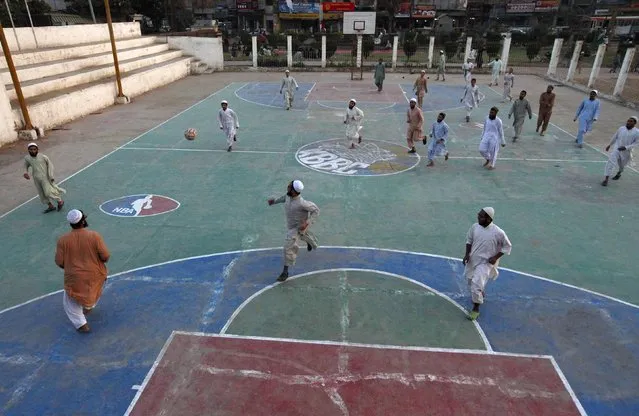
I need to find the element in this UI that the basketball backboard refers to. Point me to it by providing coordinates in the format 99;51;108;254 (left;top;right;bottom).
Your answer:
343;11;376;35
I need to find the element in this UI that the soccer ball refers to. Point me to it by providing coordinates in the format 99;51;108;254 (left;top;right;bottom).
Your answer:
184;128;197;140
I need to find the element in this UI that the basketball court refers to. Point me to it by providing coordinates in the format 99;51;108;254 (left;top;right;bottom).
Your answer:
1;14;639;416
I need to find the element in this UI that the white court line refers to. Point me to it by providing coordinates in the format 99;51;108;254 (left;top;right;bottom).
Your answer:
449;156;605;163
304;82;316;101
123;331;177;416
0;83;236;221
219;268;493;352
550;356;588;416
3;245;636;317
176;331;550;359
315;100;397;112
121;147;289;155
485;84;638;174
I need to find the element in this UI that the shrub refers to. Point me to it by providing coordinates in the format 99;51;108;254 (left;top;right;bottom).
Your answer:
526;43;541;62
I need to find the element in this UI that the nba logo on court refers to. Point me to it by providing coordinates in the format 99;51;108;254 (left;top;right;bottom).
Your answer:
99;194;180;217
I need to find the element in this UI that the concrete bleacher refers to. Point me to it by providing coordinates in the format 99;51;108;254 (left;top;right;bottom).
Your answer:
0;22;222;145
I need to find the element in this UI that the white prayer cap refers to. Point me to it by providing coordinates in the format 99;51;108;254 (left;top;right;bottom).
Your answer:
591;89;598;95
439;50;444;53
292;180;304;193
285;69;290;73
631;116;638;122
27;142;38;148
421;69;426;73
482;207;495;220
67;209;83;225
221;100;228;104
349;98;356;104
410;98;417;103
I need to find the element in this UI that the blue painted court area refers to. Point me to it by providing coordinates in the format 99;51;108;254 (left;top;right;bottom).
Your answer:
233;81;469;113
1;247;637;415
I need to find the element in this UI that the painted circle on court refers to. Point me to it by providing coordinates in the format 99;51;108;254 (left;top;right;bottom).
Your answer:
295;138;420;176
99;194;180;217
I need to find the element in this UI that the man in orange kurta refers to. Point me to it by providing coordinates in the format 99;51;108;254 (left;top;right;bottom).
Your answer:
536;85;556;136
406;98;424;154
55;209;110;333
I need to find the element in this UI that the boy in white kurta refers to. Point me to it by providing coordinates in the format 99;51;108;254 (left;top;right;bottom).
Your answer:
268;180;320;282
479;107;506;170
502;68;514;102
218;100;239;152
344;99;364;148
23;143;66;213
460;78;480;123
280;70;299;110
487;57;502;86
602;116;639;186
462;59;474;85
463;207;512;320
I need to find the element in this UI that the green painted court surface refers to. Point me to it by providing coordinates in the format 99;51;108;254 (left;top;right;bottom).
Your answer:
2;79;638;313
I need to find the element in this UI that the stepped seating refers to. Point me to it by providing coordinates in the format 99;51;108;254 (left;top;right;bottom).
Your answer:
1;33;199;131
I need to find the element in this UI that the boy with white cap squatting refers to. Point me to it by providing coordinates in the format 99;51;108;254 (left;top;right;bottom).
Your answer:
268;180;320;282
218;100;239;152
602;116;639;186
463;207;512;321
574;90;601;148
345;99;364;149
406;98;424;154
280;70;299;110
56;209;111;332
23;142;66;213
460;78;480;123
479;107;506;170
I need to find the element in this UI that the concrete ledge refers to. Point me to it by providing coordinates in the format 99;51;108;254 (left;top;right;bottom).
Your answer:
6;50;184;101
12;57;191;131
0;22;141;52
167;37;224;71
0;37;157;69
545;75;638;109
1;43;170;84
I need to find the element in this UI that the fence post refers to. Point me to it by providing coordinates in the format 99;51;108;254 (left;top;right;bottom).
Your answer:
252;36;258;68
392;35;398;70
321;35;326;68
428;36;435;69
613;46;636;97
547;38;563;77
464;36;472;62
500;35;512;73
287;35;292;68
356;35;362;68
565;40;583;82
588;43;607;89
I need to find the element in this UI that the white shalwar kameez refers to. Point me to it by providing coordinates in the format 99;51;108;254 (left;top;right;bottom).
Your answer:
281;76;299;109
464;223;512;304
503;73;514;101
462;62;474;84
345;106;364;146
488;59;502;85
461;84;480;118
218;108;239;147
605;126;639;176
63;291;97;329
479;116;506;168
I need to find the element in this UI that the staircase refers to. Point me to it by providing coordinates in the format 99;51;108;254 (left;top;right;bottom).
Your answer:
0;26;202;132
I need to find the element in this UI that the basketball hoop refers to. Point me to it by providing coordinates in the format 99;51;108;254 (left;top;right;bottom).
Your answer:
343;12;375;81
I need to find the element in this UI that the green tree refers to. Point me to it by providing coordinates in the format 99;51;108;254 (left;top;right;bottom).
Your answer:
1;0;51;27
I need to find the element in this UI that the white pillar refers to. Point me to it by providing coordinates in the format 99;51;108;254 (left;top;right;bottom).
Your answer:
614;47;637;97
287;35;293;68
0;82;17;145
428;36;435;69
588;43;607;89
464;36;472;62
321;35;326;68
251;36;258;68
500;36;512;74
547;38;563;77
392;35;398;69
565;40;583;82
356;35;363;68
